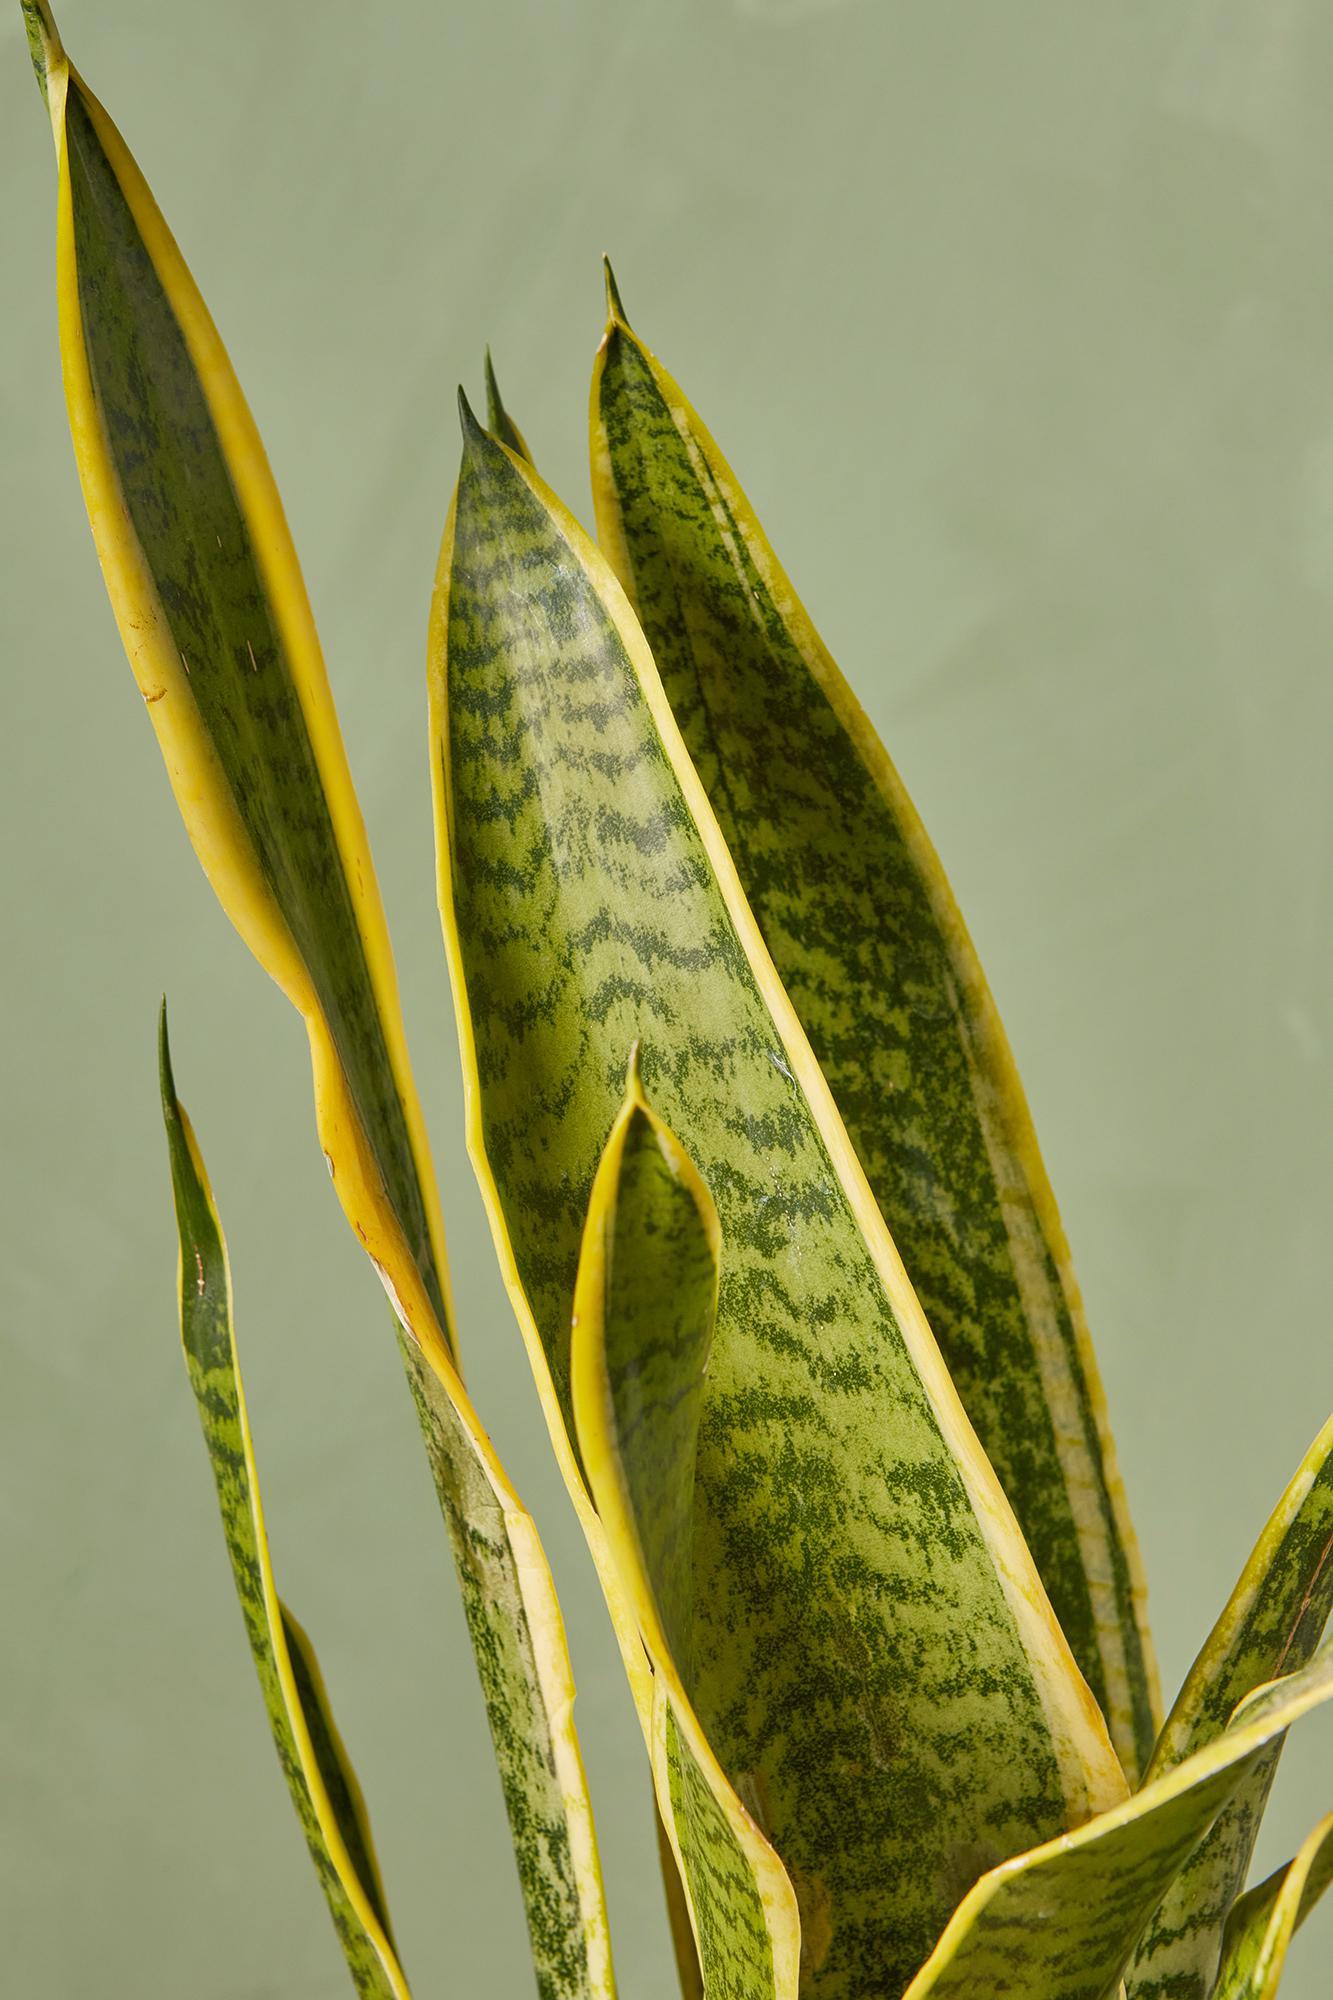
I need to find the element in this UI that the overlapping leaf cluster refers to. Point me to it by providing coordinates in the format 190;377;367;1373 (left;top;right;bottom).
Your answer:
23;6;1333;1999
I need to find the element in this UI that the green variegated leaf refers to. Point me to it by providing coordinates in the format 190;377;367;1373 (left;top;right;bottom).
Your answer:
475;368;709;1979
1213;1815;1333;2000
159;1015;409;1999
429;395;1127;2000
589;268;1158;1781
571;1060;800;2000
902;1643;1333;2000
26;15;611;1992
1128;1415;1333;2000
657;1800;706;2000
485;348;534;463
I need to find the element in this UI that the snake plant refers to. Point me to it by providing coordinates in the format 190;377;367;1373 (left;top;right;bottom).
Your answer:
22;6;1333;1998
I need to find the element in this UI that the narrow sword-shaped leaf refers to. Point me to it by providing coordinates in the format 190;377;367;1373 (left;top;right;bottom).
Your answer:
159;1014;409;1999
1212;1815;1333;2000
430;396;1126;2000
1128;1414;1333;2000
901;1642;1333;2000
23;15;611;1991
468;368;719;1988
590;271;1158;1780
571;1060;801;2000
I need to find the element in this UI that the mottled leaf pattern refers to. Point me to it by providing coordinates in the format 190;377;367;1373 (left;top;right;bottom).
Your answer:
430;398;1126;2000
902;1643;1333;2000
398;1334;612;2000
1128;1416;1333;2000
658;1700;787;2000
590;273;1157;1781
35;9;1319;1995
1213;1816;1333;2000
571;1067;800;2000
28;22;611;1994
159;1018;409;1999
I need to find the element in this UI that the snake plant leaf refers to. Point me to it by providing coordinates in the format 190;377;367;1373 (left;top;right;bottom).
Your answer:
25;16;612;1994
158;1014;409;2000
901;1641;1333;2000
484;348;534;463
474;354;696;1983
589;269;1158;1782
658;1798;707;2000
571;1059;801;2000
1212;1814;1333;2000
1128;1413;1333;2000
429;394;1127;2000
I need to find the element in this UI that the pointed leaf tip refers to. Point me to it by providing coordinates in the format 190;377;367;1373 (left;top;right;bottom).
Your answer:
456;383;483;440
603;257;629;328
157;997;181;1125
483;347;503;428
478;352;534;464
22;0;64;102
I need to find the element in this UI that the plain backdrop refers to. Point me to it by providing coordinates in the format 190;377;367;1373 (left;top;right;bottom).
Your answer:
3;2;1332;1995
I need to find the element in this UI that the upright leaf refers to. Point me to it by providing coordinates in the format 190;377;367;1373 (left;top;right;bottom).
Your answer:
590;271;1158;1780
1213;1815;1333;2000
1128;1415;1333;2000
24;14;612;1992
430;397;1126;2000
571;1060;801;2000
902;1643;1333;2000
159;1015;409;1999
485;348;534;463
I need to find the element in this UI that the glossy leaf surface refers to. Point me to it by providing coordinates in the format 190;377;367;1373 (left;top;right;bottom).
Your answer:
590;275;1157;1780
430;400;1126;2000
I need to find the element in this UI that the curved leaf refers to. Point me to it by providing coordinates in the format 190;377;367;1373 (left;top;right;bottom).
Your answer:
571;1060;801;2000
902;1643;1333;2000
1129;1414;1333;2000
429;395;1126;2000
25;19;612;1993
159;1015;409;1998
1213;1815;1333;2000
590;269;1158;1780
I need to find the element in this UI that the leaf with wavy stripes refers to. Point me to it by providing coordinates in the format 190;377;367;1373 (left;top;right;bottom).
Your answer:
901;1642;1333;2000
589;267;1158;1782
23;12;610;1992
429;392;1127;2000
159;1013;409;1998
1212;1814;1333;2000
571;1058;801;2000
1127;1414;1333;2000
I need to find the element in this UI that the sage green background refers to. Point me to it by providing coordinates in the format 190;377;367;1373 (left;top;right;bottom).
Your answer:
3;2;1332;1994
